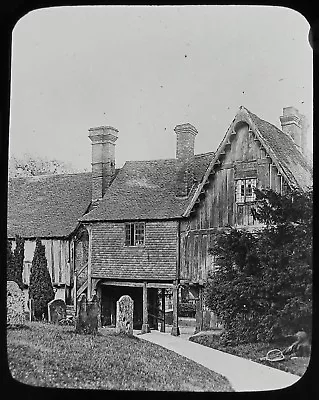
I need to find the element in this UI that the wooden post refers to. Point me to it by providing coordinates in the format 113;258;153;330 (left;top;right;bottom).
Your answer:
74;269;77;312
95;281;102;328
86;225;92;300
141;282;150;334
195;285;203;334
160;288;166;333
171;282;180;336
152;289;158;330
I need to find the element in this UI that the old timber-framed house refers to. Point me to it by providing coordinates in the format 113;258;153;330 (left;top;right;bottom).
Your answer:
7;106;312;334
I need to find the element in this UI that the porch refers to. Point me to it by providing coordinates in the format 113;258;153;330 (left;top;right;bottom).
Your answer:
93;279;181;335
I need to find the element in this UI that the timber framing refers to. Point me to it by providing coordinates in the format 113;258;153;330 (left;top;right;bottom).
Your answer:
183;106;312;218
99;280;174;289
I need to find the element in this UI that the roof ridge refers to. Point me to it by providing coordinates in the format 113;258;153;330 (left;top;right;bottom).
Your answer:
125;158;176;163
8;171;91;180
123;152;215;165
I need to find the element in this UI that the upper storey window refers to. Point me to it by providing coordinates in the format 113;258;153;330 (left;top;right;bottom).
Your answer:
125;222;145;246
235;179;257;203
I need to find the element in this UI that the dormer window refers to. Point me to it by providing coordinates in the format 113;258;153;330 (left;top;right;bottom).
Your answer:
125;222;145;246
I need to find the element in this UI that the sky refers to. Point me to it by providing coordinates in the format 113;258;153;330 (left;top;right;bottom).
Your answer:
9;5;313;170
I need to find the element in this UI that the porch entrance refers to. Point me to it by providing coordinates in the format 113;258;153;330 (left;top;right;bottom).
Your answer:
100;284;158;330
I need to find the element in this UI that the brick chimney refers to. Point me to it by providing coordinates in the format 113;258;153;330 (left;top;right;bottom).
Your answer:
280;107;307;154
174;123;198;197
88;126;118;201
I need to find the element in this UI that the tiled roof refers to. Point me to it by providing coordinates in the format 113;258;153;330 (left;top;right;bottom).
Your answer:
80;153;214;222
7;172;92;238
247;109;313;190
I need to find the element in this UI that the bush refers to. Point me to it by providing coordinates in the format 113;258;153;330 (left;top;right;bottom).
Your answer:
178;302;196;318
29;238;55;320
7;235;24;290
205;188;312;345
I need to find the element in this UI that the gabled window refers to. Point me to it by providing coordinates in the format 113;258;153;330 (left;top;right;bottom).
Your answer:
125;222;145;246
235;179;257;203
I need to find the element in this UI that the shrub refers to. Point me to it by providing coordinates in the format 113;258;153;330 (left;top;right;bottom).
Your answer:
7;235;24;290
29;238;55;320
205;188;312;344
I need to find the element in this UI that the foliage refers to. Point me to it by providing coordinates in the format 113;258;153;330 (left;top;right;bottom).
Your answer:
7;235;24;290
29;238;55;320
205;187;312;344
8;153;84;178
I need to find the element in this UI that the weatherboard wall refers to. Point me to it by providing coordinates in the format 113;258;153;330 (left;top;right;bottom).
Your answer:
180;125;284;283
10;238;71;289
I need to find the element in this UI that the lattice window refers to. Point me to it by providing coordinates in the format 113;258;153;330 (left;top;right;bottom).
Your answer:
235;178;257;203
125;222;145;246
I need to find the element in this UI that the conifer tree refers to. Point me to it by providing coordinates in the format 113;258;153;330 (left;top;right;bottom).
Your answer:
13;235;25;290
29;238;55;320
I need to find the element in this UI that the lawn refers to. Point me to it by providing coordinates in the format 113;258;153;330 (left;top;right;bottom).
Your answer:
189;332;310;377
7;322;233;391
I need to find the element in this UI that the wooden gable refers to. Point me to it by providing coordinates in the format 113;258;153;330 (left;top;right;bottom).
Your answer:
179;107;291;284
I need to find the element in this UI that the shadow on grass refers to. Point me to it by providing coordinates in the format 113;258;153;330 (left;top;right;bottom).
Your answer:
7;324;32;331
61;328;141;341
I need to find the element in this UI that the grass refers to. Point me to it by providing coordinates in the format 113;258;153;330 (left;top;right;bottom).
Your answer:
189;332;310;377
7;322;233;391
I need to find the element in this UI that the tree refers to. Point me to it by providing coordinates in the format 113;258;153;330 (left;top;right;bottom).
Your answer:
7;240;14;281
29;238;55;320
204;187;312;344
7;235;24;290
8;153;84;178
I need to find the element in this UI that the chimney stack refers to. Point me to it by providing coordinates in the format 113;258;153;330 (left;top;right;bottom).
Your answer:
88;126;118;201
280;107;307;154
174;123;198;197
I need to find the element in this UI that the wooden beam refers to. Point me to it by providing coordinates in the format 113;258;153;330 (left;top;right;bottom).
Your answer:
96;284;102;328
147;283;174;289
194;286;203;334
87;225;92;300
171;283;180;336
76;280;88;298
100;281;144;288
160;288;166;333
141;282;150;334
76;262;88;277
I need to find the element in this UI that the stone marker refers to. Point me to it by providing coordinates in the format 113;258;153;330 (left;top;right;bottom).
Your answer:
86;295;99;335
7;281;25;326
75;293;99;335
76;293;87;334
116;295;134;336
48;299;67;324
